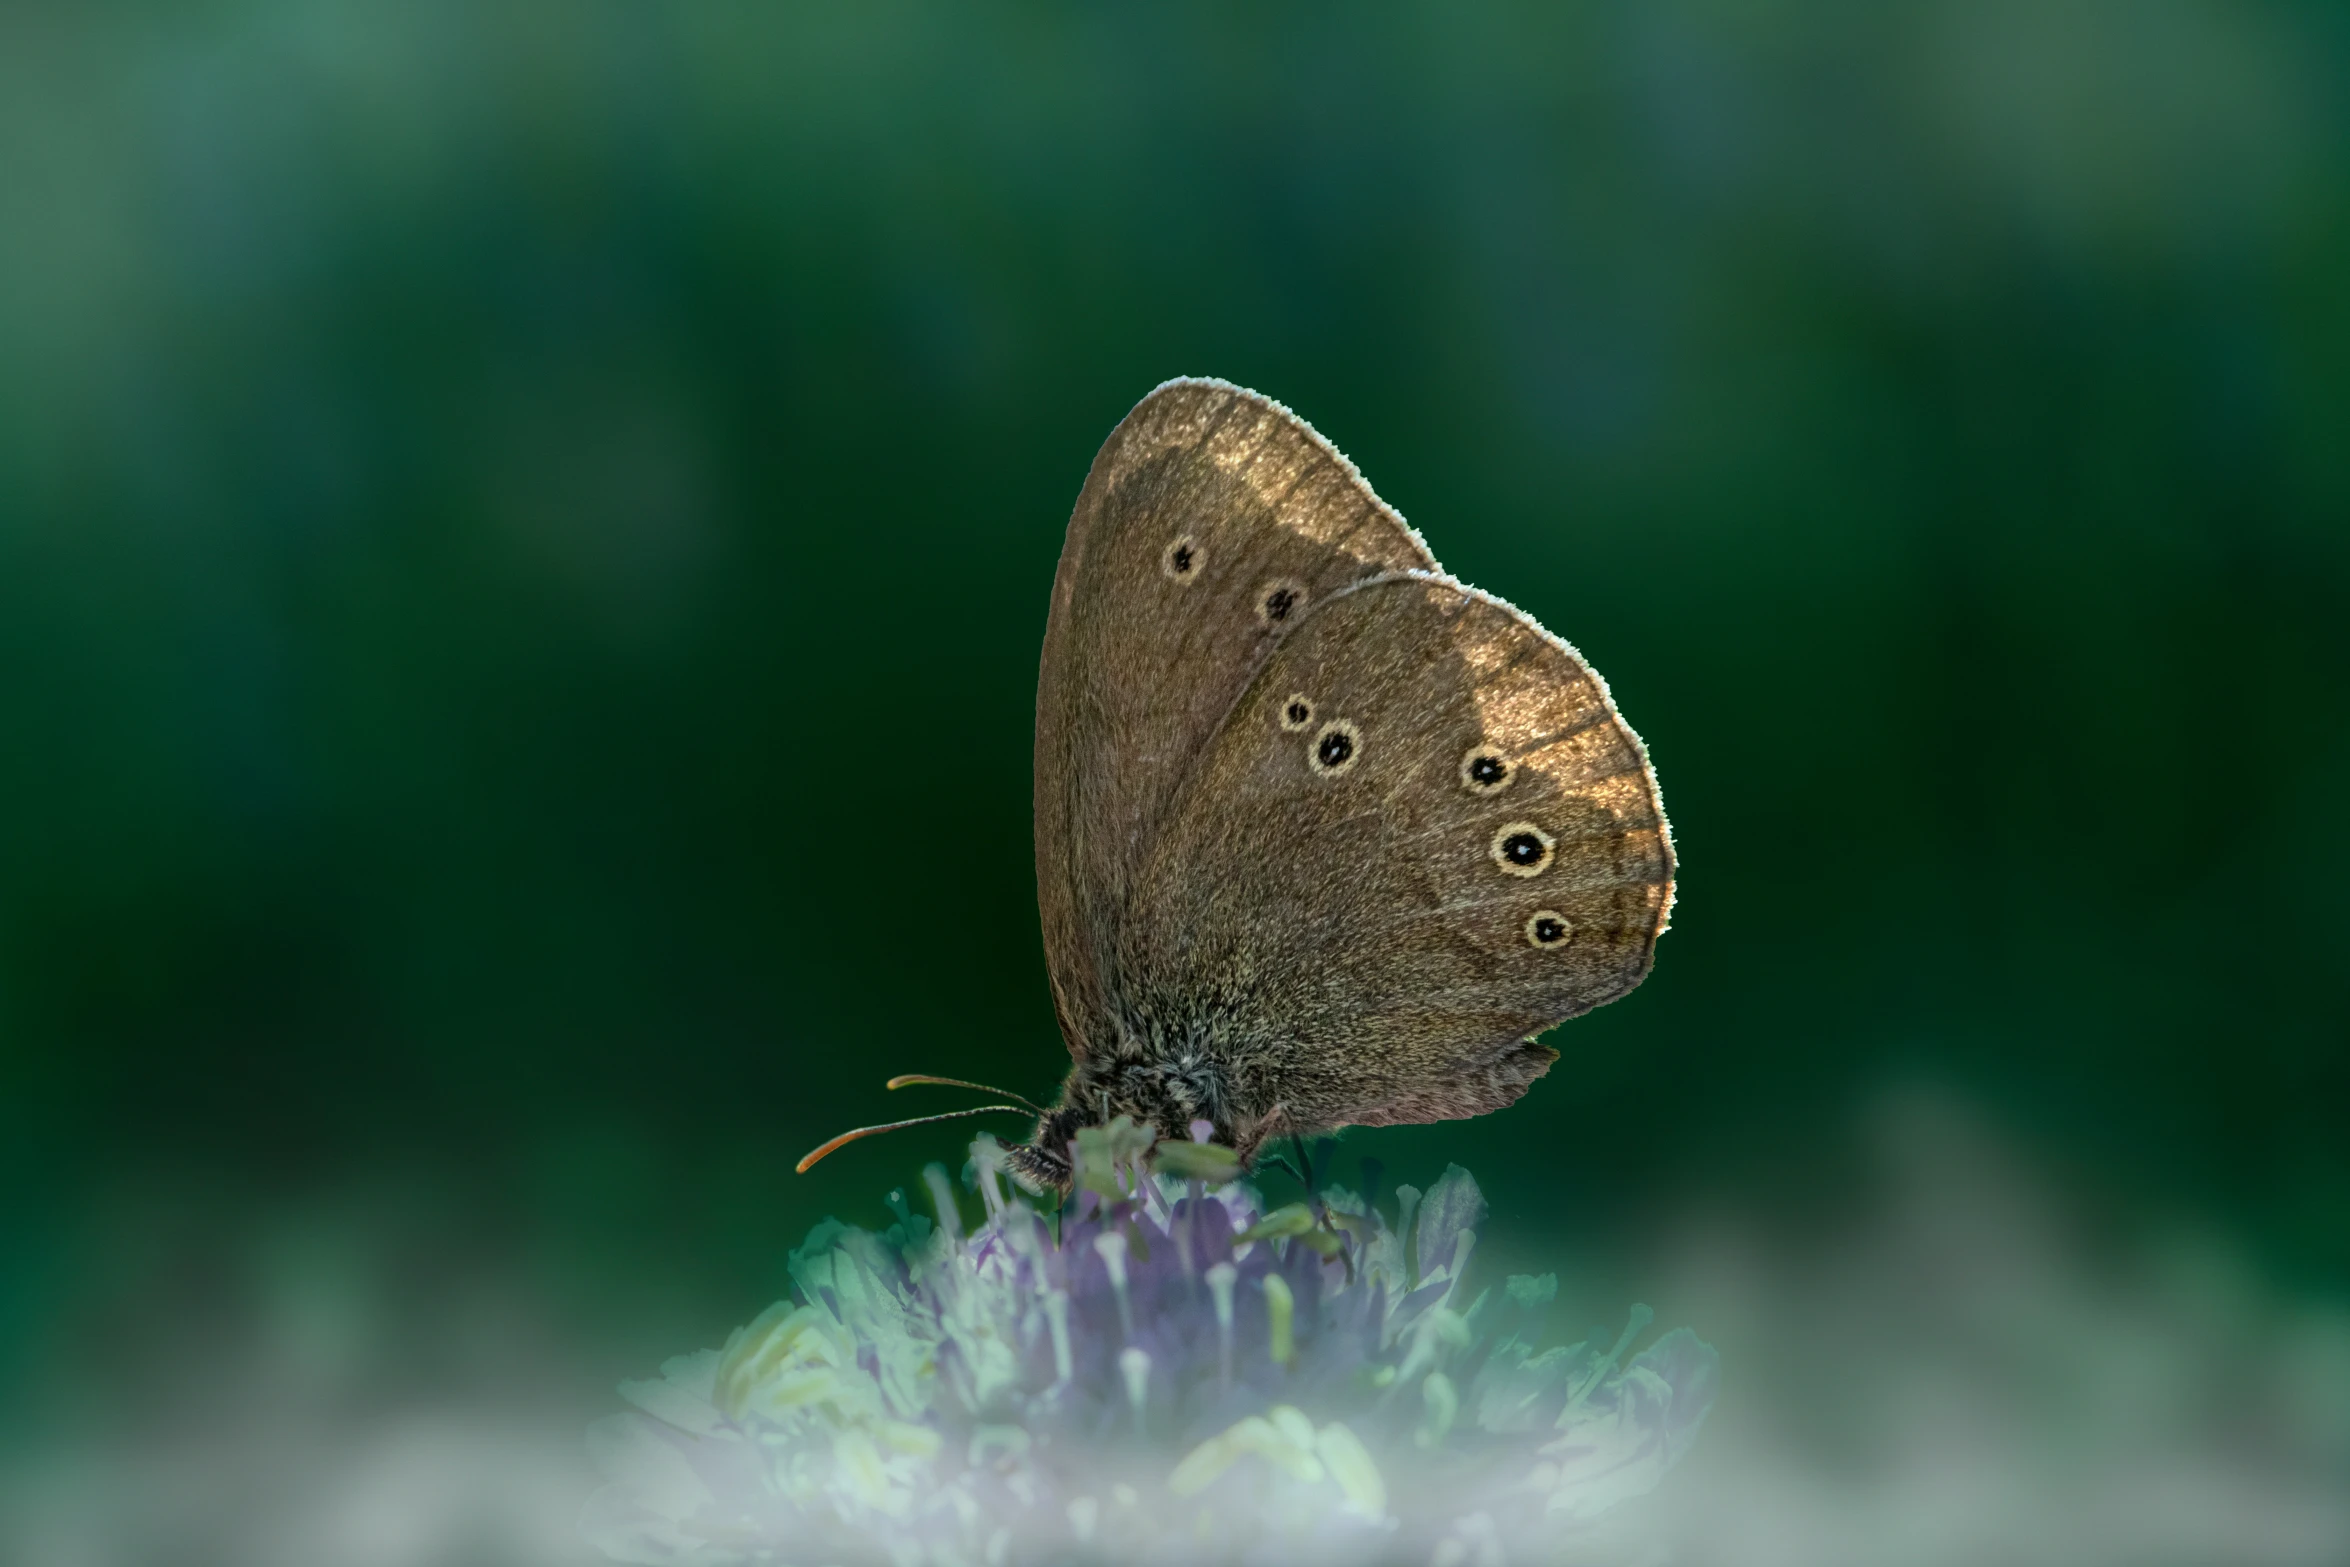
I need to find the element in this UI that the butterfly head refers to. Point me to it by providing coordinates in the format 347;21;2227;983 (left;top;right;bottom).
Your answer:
1000;1107;1085;1195
1002;1048;1240;1196
796;1058;1243;1196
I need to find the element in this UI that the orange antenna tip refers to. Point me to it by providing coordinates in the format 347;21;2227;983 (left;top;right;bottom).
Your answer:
795;1104;1031;1175
885;1074;1047;1116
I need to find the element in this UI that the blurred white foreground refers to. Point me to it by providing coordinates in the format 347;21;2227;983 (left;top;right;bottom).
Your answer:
6;1086;2344;1567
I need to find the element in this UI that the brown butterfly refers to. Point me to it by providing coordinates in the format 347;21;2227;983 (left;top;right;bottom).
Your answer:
802;380;1673;1192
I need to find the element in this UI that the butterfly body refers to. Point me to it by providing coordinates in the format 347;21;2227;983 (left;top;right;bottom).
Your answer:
1006;380;1673;1195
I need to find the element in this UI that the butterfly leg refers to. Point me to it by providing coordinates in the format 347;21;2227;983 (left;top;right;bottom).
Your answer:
1232;1104;1294;1175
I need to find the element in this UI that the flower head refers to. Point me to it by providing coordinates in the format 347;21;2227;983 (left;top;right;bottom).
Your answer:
583;1122;1717;1565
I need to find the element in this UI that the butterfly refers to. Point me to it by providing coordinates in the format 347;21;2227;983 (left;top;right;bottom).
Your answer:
802;380;1673;1193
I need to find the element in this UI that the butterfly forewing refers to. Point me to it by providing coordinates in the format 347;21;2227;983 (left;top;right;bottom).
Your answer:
1035;380;1437;1062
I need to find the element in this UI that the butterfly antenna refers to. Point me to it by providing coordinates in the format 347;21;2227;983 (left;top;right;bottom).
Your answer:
885;1073;1047;1116
795;1105;1031;1175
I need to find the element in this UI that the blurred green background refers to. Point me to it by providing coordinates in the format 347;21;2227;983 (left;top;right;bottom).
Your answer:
2;4;2345;1563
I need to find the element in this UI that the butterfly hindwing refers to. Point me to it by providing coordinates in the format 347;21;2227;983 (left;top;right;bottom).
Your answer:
1119;573;1673;1139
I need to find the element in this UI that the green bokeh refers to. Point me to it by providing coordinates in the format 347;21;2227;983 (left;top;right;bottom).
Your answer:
2;1;2344;1435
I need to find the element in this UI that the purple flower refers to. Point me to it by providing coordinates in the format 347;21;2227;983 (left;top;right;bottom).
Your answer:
583;1122;1717;1565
